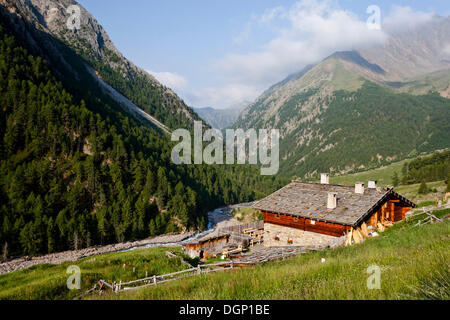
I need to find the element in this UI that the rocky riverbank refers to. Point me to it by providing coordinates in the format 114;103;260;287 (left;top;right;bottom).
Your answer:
0;203;252;275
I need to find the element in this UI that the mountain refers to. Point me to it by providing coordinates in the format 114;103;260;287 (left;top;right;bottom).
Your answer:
0;0;287;257
1;0;201;131
195;102;248;130
234;15;450;178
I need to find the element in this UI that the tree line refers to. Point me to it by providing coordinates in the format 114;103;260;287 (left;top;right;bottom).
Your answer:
0;23;287;258
391;150;450;192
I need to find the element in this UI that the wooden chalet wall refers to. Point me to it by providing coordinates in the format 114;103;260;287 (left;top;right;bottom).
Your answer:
263;198;413;238
262;211;350;237
365;200;412;227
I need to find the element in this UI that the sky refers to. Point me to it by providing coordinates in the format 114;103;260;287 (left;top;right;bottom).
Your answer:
78;0;450;109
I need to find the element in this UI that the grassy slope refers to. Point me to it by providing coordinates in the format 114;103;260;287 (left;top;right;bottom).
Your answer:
232;207;264;223
330;158;408;186
0;247;187;300
328;152;448;205
395;181;448;204
93;210;449;300
1;213;448;300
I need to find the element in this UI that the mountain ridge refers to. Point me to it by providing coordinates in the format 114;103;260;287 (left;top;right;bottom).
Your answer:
1;0;201;131
234;15;450;178
194;102;248;130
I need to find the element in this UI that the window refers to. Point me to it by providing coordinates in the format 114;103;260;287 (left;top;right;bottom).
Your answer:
294;217;298;222
276;213;280;219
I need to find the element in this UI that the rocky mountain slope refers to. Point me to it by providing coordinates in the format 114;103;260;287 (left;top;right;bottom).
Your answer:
0;0;287;258
194;102;248;130
234;15;450;178
0;0;200;131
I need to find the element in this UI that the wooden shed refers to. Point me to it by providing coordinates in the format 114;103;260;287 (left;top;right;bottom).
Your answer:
183;234;230;259
253;180;416;247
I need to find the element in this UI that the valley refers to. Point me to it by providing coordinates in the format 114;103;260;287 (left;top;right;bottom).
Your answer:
0;0;449;304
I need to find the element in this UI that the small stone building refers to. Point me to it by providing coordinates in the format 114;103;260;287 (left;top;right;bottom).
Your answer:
253;175;416;247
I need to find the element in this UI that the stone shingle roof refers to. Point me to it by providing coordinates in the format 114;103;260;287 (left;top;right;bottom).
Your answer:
253;181;415;227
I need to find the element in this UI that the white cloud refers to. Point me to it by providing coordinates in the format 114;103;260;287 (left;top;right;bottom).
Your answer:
212;0;387;99
148;2;436;109
443;44;450;56
383;6;434;32
186;84;261;108
146;70;187;92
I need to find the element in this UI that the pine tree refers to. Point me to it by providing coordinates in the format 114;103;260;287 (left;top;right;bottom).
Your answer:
391;171;400;187
418;180;429;195
401;162;408;184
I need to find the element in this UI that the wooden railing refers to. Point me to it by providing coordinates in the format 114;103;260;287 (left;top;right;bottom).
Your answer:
100;261;244;293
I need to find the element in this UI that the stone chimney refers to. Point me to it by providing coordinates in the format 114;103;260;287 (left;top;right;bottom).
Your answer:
327;192;337;209
321;173;330;185
355;182;365;194
368;180;377;189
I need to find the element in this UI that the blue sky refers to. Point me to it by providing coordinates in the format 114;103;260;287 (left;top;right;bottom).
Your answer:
78;0;450;108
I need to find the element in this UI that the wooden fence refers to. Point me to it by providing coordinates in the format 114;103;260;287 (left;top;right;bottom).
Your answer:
219;220;264;234
82;243;311;298
97;261;245;294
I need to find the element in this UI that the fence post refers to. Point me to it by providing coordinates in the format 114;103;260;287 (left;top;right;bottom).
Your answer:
197;266;201;275
153;275;157;285
231;261;234;269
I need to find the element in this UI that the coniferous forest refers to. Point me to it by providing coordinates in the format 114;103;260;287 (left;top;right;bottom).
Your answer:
400;150;450;185
0;21;287;258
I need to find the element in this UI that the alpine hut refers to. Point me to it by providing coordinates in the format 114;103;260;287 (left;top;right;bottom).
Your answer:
253;175;416;247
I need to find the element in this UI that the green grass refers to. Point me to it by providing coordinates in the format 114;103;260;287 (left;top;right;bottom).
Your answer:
330;158;409;186
394;181;447;203
232;207;264;223
0;247;187;300
90;213;449;300
417;201;439;208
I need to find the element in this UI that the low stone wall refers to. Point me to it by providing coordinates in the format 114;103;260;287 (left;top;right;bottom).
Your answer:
264;223;336;247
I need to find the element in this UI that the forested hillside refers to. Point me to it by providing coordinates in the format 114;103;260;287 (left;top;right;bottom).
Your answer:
234;16;450;179
400;150;450;185
0;16;287;258
5;0;200;131
239;80;450;178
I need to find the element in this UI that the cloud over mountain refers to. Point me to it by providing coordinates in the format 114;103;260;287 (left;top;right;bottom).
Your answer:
191;1;438;108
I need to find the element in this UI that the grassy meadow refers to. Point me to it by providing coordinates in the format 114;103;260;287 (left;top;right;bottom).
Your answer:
91;209;449;300
330;159;409;186
0;209;448;300
232;207;264;223
0;247;188;300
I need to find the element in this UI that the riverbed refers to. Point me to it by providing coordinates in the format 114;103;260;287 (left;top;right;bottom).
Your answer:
0;204;247;275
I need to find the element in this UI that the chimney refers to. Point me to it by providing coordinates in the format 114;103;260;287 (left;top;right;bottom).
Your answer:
321;173;330;185
368;180;377;189
355;182;365;194
327;192;337;209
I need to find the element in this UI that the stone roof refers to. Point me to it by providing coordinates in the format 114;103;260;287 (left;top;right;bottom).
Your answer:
253;181;415;227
